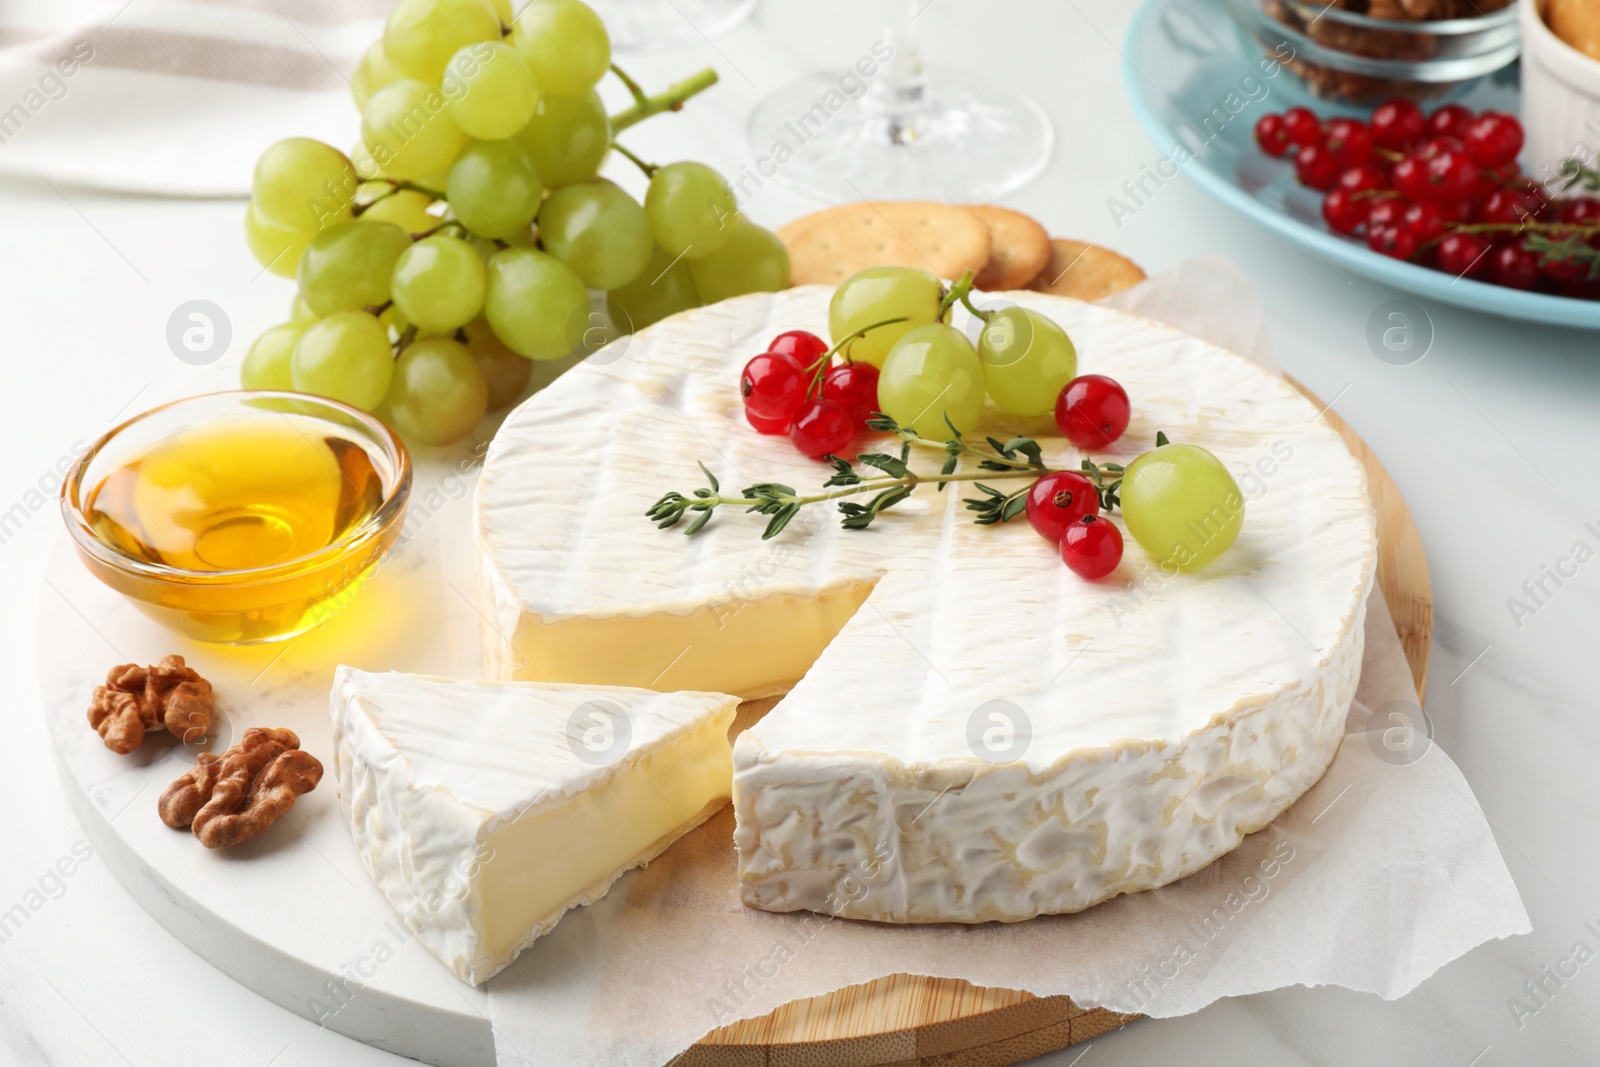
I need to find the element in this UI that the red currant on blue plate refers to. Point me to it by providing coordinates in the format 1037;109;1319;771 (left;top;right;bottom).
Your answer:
1055;374;1130;450
1061;515;1123;579
1024;472;1099;543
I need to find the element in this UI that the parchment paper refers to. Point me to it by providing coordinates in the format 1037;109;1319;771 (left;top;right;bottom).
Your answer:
485;259;1531;1066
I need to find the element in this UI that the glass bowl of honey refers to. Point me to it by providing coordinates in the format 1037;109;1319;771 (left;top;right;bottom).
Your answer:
61;391;412;645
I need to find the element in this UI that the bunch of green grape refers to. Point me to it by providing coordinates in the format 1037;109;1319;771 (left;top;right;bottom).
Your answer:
241;0;790;446
827;266;1079;439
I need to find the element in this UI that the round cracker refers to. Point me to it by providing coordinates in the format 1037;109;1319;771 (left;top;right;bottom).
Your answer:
780;201;991;285
1026;239;1146;301
967;205;1052;291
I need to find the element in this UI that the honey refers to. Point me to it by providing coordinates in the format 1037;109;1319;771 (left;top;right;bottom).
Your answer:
66;396;409;645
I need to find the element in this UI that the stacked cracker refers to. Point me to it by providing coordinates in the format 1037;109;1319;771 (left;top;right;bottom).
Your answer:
778;201;1145;301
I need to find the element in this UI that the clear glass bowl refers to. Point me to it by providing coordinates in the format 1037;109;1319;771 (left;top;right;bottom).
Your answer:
1227;0;1520;101
61;391;411;645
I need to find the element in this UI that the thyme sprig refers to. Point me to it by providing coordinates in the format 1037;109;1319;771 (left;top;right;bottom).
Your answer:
1527;232;1600;281
646;416;1051;540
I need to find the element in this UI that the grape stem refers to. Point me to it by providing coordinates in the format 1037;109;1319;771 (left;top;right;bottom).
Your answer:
610;63;649;107
612;141;659;179
609;67;720;134
937;269;977;320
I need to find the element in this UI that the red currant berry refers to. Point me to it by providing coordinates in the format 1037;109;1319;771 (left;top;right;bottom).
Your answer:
1254;113;1292;157
1436;232;1490;278
1401;200;1445;242
1489;241;1539;289
767;330;828;365
1415;134;1465;159
1055;374;1131;449
1366;196;1405;230
1061;515;1123;580
1426;103;1474;140
746;407;791;435
820;361;880;430
1322;188;1366;234
740;352;807;422
1477;187;1535;225
1391;157;1430;201
1559;197;1600;224
789;398;854;459
1423;148;1480;203
1025;471;1099;543
1367;224;1418;260
1323;118;1373;167
1371;98;1426;150
1540;251;1585;285
1294;143;1340;190
1441;197;1476;223
1338;163;1388;193
1462;111;1524;167
1283;106;1322;147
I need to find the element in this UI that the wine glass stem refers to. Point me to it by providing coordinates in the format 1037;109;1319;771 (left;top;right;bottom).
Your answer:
868;0;927;141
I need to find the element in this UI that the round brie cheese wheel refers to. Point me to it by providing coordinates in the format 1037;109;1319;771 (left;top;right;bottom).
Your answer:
475;286;1378;923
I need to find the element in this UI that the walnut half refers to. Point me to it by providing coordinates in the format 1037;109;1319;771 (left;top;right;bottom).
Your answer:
87;655;214;754
158;727;324;849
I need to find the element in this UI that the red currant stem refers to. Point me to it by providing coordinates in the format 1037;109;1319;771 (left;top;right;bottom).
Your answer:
1375;147;1405;163
937;269;976;321
1421;219;1600;251
802;315;908;397
609;66;720;134
611;140;658;179
1351;189;1399;201
609;63;649;107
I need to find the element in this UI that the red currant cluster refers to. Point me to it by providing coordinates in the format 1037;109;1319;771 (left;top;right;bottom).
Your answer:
740;330;881;460
1036;374;1131;578
1254;100;1600;295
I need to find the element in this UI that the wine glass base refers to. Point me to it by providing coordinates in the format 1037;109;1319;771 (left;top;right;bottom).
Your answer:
745;64;1054;203
586;0;756;52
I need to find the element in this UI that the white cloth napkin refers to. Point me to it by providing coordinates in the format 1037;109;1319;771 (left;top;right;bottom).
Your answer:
0;0;379;195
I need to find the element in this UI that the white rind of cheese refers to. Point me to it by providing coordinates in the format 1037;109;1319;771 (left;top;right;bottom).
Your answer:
475;286;1378;924
329;667;737;984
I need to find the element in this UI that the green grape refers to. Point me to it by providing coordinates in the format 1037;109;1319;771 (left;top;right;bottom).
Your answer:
1119;442;1244;571
362;80;469;181
240;323;305;391
244;201;314;278
384;0;501;85
252;138;358;231
538;180;651;290
828;267;943;368
606;244;700;331
976;307;1077;417
462;317;533;408
644;162;737;260
513;89;609;186
289;293;316;323
359;188;439;234
877;323;986;438
291;310;394;411
380;302;411;335
484;248;588;359
386;338;489;445
352;42;404;112
447;138;543;238
297;219;412;316
509;0;610;95
392;234;486;334
445;41;539;141
688;217;790;304
486;0;512;20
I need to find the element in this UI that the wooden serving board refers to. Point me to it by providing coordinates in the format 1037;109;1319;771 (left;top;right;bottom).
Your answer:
684;380;1434;1067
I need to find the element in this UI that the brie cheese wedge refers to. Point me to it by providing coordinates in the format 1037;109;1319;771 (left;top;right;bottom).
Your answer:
475;287;1378;924
330;667;737;984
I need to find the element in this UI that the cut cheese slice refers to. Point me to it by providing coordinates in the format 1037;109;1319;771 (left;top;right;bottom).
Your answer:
329;667;737;984
475;287;1377;924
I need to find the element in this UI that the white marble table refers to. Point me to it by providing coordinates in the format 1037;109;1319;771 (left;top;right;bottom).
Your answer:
3;1;1598;1064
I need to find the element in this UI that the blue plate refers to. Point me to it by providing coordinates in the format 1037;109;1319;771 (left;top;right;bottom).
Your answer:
1123;0;1600;330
